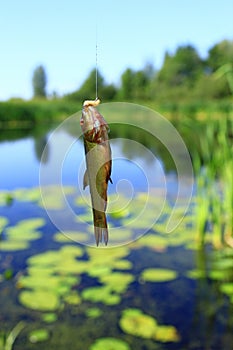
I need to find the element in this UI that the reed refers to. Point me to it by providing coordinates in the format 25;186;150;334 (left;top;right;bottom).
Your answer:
193;114;233;248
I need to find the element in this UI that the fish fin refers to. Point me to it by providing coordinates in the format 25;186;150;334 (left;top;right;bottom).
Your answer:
103;228;108;246
83;169;89;190
94;226;108;246
93;211;108;246
109;176;113;184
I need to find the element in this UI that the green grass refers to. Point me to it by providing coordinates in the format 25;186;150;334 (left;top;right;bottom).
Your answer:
192;115;233;248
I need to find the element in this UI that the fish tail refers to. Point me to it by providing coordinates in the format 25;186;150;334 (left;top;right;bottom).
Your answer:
93;210;108;246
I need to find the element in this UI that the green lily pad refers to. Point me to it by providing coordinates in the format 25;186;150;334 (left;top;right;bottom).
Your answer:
89;337;131;350
113;260;132;270
186;269;206;279
39;185;75;210
14;187;41;203
29;328;50;343
54;231;90;243
209;270;229;281
41;313;58;323
132;234;168;251
86;246;130;262
28;250;63;267
155;325;180;342
0;191;14;206
119;308;158;339
87;265;112;278
119;308;179;342
0;216;8;232
20;289;60;311
109;207;129;219
99;272;134;293
14;218;45;230
140;268;177;282
5;226;41;241
18;273;77;295
213;258;233;270
85;307;103;318
220;282;233;297
0;217;45;251
18;245;85;312
82;286;121;305
109;228;133;243
0;240;29;251
64;291;81;305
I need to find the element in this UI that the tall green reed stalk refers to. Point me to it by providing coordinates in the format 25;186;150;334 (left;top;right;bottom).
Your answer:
192;114;233;248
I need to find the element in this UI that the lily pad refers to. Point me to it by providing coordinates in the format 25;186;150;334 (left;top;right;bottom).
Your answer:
54;231;90;243
113;260;132;270
132;234;168;251
120;308;157;339
29;328;50;343
18;245;84;312
140;268;177;282
186;269;206;279
85;307;103;318
41;313;58;323
0;217;45;251
64;291;81;305
89;337;131;350
119;308;179;342
220;282;233;297
155;325;180;342
39;185;75;210
99;272;134;293
0;216;8;232
109;228;133;243
20;289;59;311
0;240;29;251
82;286;121;305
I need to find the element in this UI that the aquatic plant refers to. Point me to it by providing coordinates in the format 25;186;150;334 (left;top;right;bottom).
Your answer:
85;307;103;319
89;337;131;350
18;245;84;312
192;116;233;248
41;313;58;323
0;217;8;237
63;291;81;305
140;268;177;282
82;286;121;306
120;308;158;339
19;289;60;311
119;308;179;342
0;218;45;251
53;230;90;244
28;328;50;343
0;322;25;350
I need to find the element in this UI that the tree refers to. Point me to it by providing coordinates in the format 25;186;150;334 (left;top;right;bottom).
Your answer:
118;68;135;99
78;68;104;99
65;69;117;101
118;65;153;100
157;45;203;87
207;40;233;73
32;65;47;98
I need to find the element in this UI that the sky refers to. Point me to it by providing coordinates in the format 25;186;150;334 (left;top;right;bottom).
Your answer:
0;0;233;100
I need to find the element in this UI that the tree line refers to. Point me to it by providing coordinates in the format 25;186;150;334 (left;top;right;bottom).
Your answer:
33;39;233;102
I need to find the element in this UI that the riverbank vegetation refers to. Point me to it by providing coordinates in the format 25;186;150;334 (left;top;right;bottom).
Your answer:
1;39;232;124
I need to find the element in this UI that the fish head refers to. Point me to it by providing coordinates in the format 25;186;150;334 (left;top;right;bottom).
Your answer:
80;105;109;143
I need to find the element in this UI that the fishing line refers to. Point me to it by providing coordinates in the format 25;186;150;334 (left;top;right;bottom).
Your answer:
95;24;98;99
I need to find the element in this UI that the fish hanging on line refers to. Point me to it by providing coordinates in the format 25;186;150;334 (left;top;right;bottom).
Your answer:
80;98;112;246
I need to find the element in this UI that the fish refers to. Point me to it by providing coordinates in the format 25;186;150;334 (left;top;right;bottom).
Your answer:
80;98;112;246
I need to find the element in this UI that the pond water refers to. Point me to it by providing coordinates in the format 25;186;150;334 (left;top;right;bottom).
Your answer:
0;106;232;350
